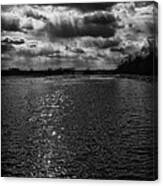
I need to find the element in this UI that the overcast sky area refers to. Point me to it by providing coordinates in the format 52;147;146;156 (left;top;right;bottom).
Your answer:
1;2;157;70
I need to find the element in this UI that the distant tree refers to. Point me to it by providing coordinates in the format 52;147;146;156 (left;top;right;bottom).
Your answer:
116;37;158;76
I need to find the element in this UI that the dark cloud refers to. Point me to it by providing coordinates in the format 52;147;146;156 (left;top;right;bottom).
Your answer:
46;21;116;38
46;21;77;38
1;4;117;38
70;48;85;54
77;24;116;38
99;38;120;49
1;43;15;53
30;3;115;12
2;37;25;45
110;47;124;53
45;11;117;39
1;14;20;31
84;12;116;24
1;5;14;12
135;1;156;8
57;3;116;12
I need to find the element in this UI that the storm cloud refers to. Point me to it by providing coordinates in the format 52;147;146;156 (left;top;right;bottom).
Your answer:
1;13;20;31
2;37;25;44
37;10;118;39
1;2;157;70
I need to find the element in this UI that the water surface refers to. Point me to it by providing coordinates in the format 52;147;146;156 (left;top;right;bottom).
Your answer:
1;75;157;180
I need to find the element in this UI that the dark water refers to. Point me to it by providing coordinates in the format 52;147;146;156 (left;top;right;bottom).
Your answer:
1;76;157;180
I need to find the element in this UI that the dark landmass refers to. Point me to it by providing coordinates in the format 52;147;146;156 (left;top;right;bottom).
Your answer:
1;62;157;77
2;54;158;77
115;51;158;76
1;68;116;76
115;37;158;76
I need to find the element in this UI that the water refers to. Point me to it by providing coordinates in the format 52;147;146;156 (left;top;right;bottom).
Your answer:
1;75;157;180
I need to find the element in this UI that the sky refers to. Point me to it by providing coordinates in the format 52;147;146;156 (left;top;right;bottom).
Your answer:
1;1;157;70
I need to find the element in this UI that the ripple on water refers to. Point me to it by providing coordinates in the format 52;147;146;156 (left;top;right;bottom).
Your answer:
1;77;157;180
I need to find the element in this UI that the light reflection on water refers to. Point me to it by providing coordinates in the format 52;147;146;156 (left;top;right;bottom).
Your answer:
1;76;157;180
25;88;74;178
